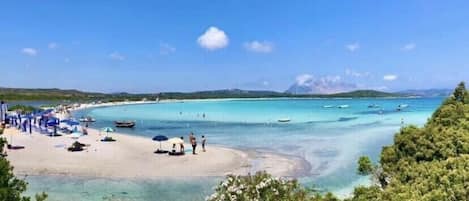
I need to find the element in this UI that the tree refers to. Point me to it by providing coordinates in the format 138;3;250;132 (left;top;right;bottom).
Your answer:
356;156;373;176
453;81;466;102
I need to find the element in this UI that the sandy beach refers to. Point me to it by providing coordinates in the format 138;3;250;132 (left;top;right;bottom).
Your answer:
4;127;305;179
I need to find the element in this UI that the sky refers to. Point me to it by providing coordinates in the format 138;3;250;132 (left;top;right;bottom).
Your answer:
0;0;468;93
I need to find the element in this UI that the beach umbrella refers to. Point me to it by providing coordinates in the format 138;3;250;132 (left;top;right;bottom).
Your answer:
168;137;184;145
152;135;168;150
101;127;115;133
101;127;114;137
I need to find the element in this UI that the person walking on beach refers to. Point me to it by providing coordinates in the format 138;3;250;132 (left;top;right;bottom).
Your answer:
201;135;206;152
190;132;197;154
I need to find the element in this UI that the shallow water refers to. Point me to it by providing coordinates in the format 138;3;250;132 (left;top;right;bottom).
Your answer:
26;97;444;200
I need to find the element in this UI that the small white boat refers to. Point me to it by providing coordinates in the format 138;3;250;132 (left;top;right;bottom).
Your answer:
337;105;349;109
397;104;409;111
368;104;380;108
79;116;96;122
322;105;334;108
278;118;291;123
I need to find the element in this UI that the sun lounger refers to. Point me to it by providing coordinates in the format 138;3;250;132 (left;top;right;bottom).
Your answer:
7;144;25;150
168;151;185;156
100;136;116;142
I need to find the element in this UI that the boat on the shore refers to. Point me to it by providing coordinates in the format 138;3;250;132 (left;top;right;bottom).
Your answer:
79;116;96;122
278;118;291;123
337;105;349;109
114;121;136;128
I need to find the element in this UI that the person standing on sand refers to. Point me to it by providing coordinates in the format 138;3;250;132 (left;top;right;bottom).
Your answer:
189;132;197;154
202;135;206;152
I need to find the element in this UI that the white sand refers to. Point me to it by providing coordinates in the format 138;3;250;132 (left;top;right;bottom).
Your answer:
4;127;304;179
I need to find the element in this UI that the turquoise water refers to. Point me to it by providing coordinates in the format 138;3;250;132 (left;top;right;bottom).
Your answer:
26;97;444;200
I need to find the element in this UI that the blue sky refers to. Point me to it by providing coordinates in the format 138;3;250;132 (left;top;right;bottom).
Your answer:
0;0;468;93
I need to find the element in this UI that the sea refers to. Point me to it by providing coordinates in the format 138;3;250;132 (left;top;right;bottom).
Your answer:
23;97;444;201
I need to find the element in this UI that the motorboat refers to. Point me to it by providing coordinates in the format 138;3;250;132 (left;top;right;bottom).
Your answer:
397;104;409;111
337;105;349;109
322;105;334;108
368;104;380;108
398;104;409;108
278;118;291;123
79;116;95;122
114;121;136;128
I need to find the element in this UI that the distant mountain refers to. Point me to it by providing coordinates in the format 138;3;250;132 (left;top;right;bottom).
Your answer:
285;75;358;94
326;90;400;98
397;89;452;97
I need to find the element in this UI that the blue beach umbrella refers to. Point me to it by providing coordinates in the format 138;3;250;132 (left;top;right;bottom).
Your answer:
101;127;115;137
101;127;115;133
152;135;169;150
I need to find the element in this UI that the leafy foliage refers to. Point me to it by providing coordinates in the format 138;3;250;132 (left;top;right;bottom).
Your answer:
357;156;373;176
207;171;339;201
0;137;47;201
349;82;469;201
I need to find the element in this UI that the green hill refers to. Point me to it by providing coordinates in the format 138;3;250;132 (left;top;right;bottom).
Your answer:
0;87;403;101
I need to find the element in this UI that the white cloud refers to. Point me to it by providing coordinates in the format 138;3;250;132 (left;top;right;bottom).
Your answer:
48;42;58;49
402;43;416;51
345;68;371;78
160;43;176;55
383;74;398;81
243;41;274;53
109;52;125;61
262;81;270;86
345;42;360;52
197;26;229;50
21;48;38;56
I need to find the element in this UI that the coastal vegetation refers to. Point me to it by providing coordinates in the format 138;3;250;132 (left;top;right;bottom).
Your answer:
0;87;405;102
209;82;469;201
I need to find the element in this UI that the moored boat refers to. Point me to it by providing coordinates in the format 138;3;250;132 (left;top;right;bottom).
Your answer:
337;105;349;108
278;118;291;123
368;104;380;108
114;121;136;128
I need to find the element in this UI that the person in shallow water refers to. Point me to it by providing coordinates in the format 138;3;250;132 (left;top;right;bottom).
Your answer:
201;135;206;152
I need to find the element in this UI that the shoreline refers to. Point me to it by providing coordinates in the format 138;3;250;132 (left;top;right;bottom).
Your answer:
5;127;307;180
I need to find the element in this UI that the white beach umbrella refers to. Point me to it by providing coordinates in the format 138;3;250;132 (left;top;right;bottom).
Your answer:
70;132;83;139
168;137;184;145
